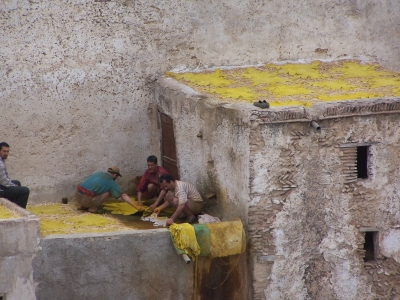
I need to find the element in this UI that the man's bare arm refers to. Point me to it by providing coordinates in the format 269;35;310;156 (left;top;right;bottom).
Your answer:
149;189;167;211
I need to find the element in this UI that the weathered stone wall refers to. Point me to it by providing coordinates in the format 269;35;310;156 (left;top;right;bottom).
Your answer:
0;199;40;300
155;78;251;222
1;0;400;203
156;77;252;298
157;74;400;299
248;99;400;299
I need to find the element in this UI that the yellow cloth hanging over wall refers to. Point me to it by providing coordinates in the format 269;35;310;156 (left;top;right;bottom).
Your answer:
169;223;201;260
169;220;246;260
207;220;246;258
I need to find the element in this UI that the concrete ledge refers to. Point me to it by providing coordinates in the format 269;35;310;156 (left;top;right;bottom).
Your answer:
0;198;40;257
33;229;193;300
0;198;40;300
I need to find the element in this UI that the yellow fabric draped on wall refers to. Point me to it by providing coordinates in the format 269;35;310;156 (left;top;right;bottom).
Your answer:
169;223;201;260
169;220;246;260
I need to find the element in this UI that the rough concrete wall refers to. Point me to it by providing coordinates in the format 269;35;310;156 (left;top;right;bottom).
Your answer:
155;78;253;298
248;100;400;299
1;0;400;203
155;77;251;222
33;229;193;300
0;199;40;300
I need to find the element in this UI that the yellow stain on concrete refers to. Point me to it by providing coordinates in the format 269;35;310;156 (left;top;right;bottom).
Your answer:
333;62;395;78
241;68;286;86
27;203;132;236
318;92;384;101
0;204;17;219
266;84;313;97
167;68;232;87
28;204;71;215
208;86;258;101
276;61;325;79
368;77;400;88
310;80;356;91
166;60;400;107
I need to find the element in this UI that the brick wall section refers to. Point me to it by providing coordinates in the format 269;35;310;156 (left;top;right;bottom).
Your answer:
247;99;400;299
248;124;303;300
340;140;400;298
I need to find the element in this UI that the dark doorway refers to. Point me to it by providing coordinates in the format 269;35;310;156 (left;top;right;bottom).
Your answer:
363;231;378;262
160;113;179;180
357;146;369;179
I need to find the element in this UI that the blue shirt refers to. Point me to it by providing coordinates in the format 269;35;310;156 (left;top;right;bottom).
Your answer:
80;172;122;199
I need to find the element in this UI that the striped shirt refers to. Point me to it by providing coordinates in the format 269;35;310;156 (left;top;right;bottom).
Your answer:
174;180;203;205
0;158;17;188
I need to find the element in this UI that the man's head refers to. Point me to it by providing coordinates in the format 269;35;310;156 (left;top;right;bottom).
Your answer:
107;166;122;180
0;142;10;160
147;155;158;174
159;174;175;191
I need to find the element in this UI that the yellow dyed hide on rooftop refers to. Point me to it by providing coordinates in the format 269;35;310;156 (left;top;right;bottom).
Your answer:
27;203;132;236
102;198;176;217
166;60;400;107
102;202;140;215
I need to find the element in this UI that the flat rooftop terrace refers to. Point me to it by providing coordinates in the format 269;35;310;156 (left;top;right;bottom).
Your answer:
166;59;400;107
25;198;169;236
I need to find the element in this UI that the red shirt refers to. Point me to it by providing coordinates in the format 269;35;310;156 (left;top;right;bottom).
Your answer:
137;166;169;193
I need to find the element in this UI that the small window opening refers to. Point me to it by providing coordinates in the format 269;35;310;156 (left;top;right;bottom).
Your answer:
363;231;377;262
357;146;369;179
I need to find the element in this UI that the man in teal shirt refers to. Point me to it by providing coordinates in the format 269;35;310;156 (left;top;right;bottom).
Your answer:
75;166;140;213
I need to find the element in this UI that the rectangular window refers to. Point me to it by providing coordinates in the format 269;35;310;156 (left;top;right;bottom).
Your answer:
363;231;378;262
357;146;369;179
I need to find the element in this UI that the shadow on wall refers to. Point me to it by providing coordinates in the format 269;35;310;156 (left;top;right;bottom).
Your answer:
196;254;249;300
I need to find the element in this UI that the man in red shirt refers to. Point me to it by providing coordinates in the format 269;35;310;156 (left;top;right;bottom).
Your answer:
136;155;169;209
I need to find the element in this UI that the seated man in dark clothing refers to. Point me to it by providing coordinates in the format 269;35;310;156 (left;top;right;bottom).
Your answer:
0;142;30;209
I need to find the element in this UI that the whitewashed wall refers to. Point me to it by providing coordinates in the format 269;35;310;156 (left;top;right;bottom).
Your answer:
1;0;400;202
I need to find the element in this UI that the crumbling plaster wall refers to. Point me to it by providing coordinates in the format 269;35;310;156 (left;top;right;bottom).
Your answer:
155;78;251;222
1;0;400;203
248;100;400;300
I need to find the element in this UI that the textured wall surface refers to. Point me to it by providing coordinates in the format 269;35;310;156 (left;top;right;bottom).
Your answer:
1;0;400;203
155;77;252;298
248;100;400;299
155;78;251;222
0;199;40;300
157;75;400;299
33;229;193;300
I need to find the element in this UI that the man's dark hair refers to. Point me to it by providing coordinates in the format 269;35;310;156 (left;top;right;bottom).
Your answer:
159;174;174;183
0;142;10;151
147;155;158;164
